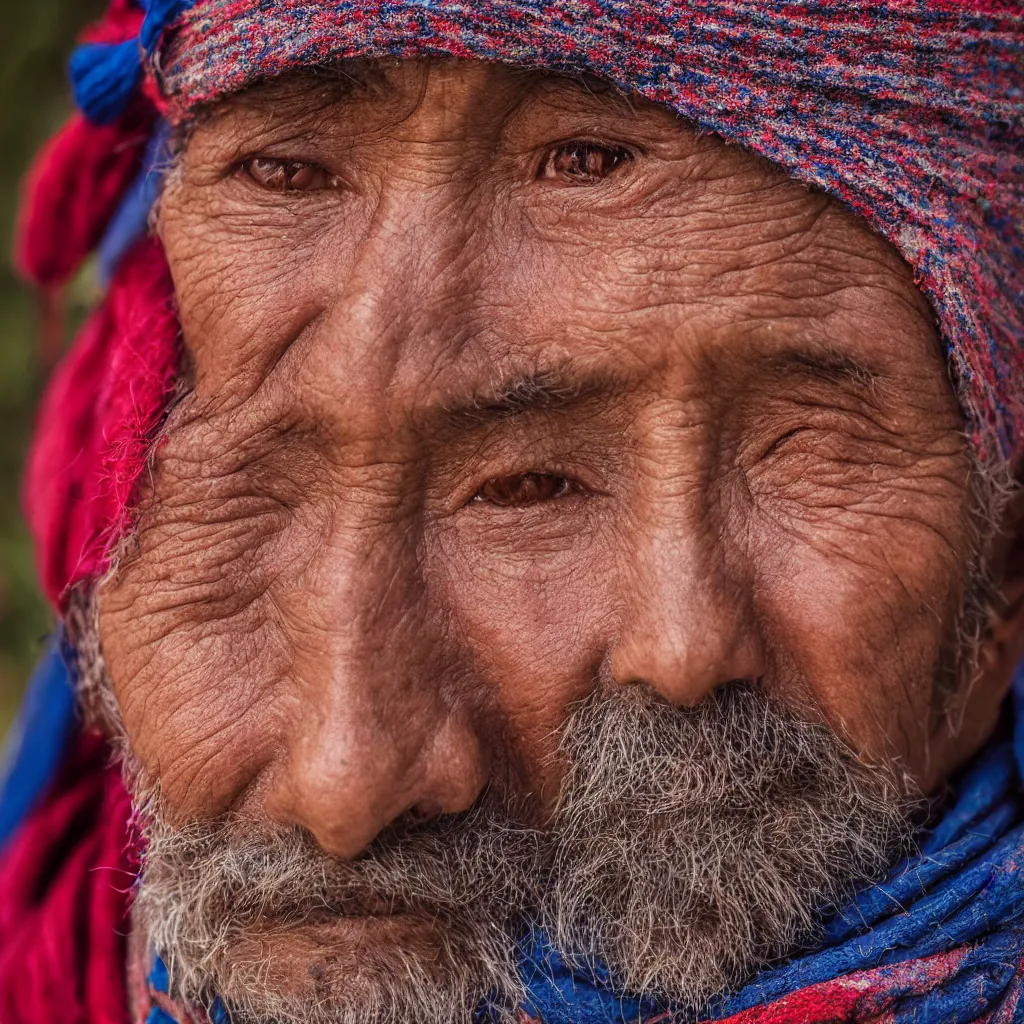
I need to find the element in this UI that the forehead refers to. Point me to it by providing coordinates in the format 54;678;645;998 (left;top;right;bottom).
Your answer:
167;59;946;424
187;59;709;166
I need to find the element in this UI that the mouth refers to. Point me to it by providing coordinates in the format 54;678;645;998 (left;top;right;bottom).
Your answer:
240;892;448;945
287;912;430;944
236;908;452;970
298;896;412;923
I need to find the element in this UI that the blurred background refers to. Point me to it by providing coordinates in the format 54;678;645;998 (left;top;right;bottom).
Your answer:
0;0;105;731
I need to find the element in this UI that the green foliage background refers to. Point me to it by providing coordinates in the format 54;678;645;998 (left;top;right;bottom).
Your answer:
0;0;106;731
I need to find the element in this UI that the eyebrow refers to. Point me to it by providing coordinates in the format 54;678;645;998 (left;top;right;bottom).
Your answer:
428;344;881;437
440;365;631;428
764;347;883;392
217;63;394;124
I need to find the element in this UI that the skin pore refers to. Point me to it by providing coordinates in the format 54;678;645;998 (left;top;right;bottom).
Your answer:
93;59;1024;1019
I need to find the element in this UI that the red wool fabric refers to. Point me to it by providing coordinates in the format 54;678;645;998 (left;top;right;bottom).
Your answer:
2;3;178;1020
22;237;180;608
0;733;133;1024
15;0;148;289
16;0;178;608
14;104;153;289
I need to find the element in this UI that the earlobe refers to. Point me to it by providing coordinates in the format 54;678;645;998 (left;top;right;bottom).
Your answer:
979;502;1024;695
955;488;1024;725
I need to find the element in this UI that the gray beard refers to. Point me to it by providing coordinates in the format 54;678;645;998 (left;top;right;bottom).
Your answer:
128;682;917;1024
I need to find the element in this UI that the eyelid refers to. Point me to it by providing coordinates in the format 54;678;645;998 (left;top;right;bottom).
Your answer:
759;425;813;460
228;140;343;174
538;134;647;156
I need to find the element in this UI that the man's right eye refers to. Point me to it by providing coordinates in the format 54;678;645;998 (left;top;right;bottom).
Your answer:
238;157;341;192
536;141;634;184
473;473;579;507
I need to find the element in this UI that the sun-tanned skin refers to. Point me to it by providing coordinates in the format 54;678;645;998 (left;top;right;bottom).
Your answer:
97;60;1024;999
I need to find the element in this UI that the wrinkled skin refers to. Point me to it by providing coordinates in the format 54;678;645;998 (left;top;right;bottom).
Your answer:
98;59;1024;1003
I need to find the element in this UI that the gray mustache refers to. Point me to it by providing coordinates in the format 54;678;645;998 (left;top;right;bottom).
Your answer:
144;807;544;927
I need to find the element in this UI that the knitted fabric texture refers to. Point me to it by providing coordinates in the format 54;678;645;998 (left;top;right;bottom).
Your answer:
22;238;180;607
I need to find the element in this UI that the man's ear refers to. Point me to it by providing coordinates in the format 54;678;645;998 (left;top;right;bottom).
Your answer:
926;484;1024;784
972;487;1024;706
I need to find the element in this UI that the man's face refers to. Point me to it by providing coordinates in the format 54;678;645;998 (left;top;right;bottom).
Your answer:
95;60;1018;1023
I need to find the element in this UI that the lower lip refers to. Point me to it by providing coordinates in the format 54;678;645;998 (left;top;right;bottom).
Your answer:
258;912;430;944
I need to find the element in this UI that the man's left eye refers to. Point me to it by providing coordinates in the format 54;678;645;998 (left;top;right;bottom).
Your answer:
473;473;579;507
239;157;340;192
537;142;634;183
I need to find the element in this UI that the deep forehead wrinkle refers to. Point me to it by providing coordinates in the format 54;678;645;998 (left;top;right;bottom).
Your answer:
188;59;670;157
179;63;396;151
226;63;394;114
432;343;885;436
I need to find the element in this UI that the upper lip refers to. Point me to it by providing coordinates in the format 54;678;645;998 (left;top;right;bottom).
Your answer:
291;895;413;923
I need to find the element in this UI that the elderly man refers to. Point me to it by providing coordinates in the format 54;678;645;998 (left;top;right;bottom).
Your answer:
0;2;1022;1023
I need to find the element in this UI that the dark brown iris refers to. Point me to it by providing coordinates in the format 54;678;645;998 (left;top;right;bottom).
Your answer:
476;473;575;507
538;142;633;183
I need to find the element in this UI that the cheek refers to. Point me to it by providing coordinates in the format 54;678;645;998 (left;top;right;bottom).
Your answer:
160;189;362;396
750;488;970;773
98;582;291;823
426;507;618;782
95;440;304;821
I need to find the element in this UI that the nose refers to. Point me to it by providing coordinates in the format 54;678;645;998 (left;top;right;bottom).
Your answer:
276;675;489;859
262;520;489;856
262;159;496;858
263;502;489;861
610;487;765;706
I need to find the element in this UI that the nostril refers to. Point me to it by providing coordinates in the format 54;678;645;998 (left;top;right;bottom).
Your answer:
410;799;444;820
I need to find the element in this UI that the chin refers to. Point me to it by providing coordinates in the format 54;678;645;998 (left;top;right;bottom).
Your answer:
179;913;523;1024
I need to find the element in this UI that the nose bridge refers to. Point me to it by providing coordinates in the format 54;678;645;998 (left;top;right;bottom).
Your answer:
345;161;482;325
612;458;765;705
269;479;488;858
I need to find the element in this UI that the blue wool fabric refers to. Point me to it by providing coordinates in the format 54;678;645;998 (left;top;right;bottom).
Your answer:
97;121;172;285
146;956;232;1024
69;39;144;126
70;0;191;124
0;639;76;850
